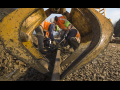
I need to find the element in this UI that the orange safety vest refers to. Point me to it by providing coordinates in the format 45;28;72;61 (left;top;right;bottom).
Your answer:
40;20;51;32
75;31;81;43
56;16;68;31
40;20;51;38
46;32;49;38
71;27;81;43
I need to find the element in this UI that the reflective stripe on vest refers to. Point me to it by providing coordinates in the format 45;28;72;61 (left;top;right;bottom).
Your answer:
59;18;67;21
71;26;76;29
75;29;81;43
75;37;80;43
41;20;51;32
42;20;51;27
43;29;49;32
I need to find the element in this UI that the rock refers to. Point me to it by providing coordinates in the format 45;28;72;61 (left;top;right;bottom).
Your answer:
20;67;27;73
92;59;97;64
9;63;12;67
100;75;105;79
112;45;115;47
4;59;8;65
16;60;26;66
14;65;19;69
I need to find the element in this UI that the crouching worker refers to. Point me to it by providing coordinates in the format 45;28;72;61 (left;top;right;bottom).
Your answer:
50;16;68;41
44;24;60;48
35;20;59;54
64;21;81;51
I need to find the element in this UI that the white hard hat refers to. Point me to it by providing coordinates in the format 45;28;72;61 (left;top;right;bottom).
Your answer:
50;18;55;23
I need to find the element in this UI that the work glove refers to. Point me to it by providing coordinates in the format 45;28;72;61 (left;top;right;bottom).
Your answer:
64;34;67;38
52;40;56;46
64;30;69;38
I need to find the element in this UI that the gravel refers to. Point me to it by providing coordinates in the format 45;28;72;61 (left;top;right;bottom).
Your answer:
0;40;28;81
63;43;120;81
17;42;120;81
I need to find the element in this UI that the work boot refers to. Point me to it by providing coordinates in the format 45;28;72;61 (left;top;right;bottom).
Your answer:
40;49;47;54
37;35;47;54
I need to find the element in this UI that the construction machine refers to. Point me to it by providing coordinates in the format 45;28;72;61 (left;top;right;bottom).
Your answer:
0;8;113;81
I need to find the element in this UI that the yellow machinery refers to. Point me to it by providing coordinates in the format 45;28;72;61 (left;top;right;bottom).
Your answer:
95;8;105;16
0;8;113;81
95;8;111;21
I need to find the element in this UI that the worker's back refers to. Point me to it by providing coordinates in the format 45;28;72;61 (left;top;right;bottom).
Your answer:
71;27;81;41
40;20;51;31
56;16;67;31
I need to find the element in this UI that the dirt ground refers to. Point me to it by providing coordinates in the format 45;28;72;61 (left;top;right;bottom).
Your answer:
1;40;120;81
63;42;120;81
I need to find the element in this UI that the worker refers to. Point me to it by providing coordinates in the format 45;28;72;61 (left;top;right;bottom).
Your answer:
41;20;60;40
44;25;60;48
50;16;68;40
35;20;59;54
44;24;60;39
50;16;67;31
63;20;81;51
35;24;46;54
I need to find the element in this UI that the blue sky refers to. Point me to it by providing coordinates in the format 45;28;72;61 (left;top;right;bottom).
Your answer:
105;8;120;24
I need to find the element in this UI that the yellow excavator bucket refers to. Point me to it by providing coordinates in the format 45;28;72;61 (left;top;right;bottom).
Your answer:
0;8;113;80
60;8;113;79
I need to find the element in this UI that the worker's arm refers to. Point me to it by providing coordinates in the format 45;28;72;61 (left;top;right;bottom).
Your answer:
48;24;55;41
57;22;68;31
64;29;77;46
62;30;69;40
61;24;68;31
63;28;68;31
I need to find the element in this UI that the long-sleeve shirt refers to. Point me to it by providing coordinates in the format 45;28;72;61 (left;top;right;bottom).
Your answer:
64;29;78;46
56;16;68;31
48;24;55;41
66;29;77;43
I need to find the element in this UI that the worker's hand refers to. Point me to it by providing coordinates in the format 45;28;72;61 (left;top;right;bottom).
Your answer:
64;30;69;38
52;40;56;46
64;34;67;38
